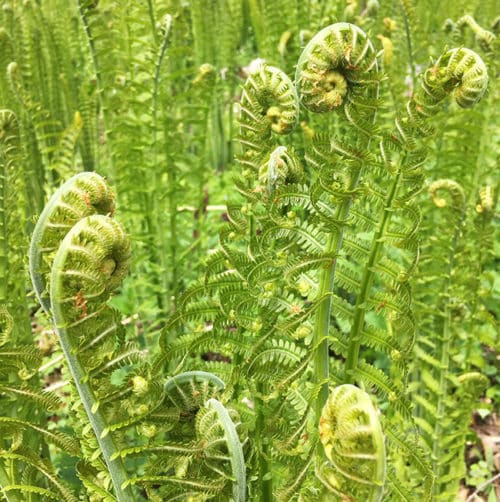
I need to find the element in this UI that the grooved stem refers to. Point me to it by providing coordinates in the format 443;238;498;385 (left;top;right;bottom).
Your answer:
431;214;464;493
345;169;402;379
0;159;7;304
313;167;362;420
76;0;111;172
255;383;272;502
51;312;135;502
400;2;416;86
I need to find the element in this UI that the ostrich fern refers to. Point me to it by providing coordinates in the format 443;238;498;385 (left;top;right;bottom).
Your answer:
0;2;496;501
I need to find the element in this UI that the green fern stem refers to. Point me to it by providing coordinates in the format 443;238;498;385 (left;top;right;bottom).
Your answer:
0;462;21;502
151;14;172;315
400;0;416;85
0;150;7;305
76;0;111;171
429;183;466;493
0;109;18;305
255;382;272;502
50;215;135;502
345;169;402;380
295;22;380;418
313;166;362;417
51;319;133;501
205;399;246;502
146;0;158;44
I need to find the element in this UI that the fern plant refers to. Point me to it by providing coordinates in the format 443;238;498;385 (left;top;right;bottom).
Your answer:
23;172;248;501
162;21;491;500
0;3;497;501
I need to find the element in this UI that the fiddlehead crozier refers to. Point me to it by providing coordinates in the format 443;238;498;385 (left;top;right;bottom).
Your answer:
239;63;299;172
29;173;136;501
317;384;385;501
29;172;115;313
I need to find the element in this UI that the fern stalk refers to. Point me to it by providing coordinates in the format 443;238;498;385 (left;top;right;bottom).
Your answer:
431;210;464;493
49;217;135;502
294;23;381;419
0;154;7;304
312;175;360;416
255;383;273;501
345;168;403;379
49;313;134;501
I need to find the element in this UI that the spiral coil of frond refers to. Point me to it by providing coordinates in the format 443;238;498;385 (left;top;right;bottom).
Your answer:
296;23;379;111
317;384;385;501
428;179;466;212
444;15;497;53
29;172;115;313
239;63;299;172
296;22;380;137
419;48;488;109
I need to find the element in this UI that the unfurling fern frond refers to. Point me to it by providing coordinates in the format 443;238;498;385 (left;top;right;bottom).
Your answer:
47;220;134;500
296;22;379;113
29;173;136;501
419;47;488;109
29;172;115;313
316;384;385;501
444;15;497;53
239;63;299;171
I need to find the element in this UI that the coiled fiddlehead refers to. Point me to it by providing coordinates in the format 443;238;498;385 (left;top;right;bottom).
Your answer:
29;173;135;501
49;214;133;501
29;172;115;313
257;145;304;198
239;63;299;171
50;214;131;326
296;22;379;113
419;48;488;110
429;179;466;212
444;15;497;53
317;384;385;501
163;370;226;412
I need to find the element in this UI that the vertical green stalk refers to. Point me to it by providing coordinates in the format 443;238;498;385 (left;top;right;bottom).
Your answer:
255;383;272;502
344;170;402;379
76;0;112;173
400;1;416;86
49;214;135;502
431;215;463;493
0;153;7;304
146;0;158;44
168;160;179;313
312;167;362;419
152;16;172;315
52;316;135;502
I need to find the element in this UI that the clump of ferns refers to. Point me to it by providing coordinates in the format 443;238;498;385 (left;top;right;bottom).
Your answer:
27;172;247;501
410;179;494;500
162;22;490;500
